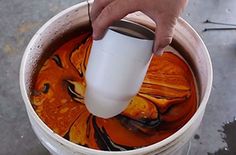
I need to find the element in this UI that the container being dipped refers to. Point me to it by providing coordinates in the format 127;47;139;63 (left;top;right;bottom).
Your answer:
85;20;155;118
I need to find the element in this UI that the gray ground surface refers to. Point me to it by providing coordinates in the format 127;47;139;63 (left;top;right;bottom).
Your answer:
0;0;235;154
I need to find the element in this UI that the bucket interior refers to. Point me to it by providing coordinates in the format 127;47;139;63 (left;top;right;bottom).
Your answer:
21;2;212;154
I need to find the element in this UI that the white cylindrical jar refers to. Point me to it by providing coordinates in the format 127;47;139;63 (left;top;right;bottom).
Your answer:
85;23;154;118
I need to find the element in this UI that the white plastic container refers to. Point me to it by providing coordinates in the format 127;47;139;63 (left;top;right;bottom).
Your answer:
85;25;154;118
20;1;213;155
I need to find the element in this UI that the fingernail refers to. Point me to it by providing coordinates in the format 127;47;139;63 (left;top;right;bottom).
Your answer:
92;32;96;39
153;42;158;54
154;48;164;56
92;32;98;40
92;24;97;40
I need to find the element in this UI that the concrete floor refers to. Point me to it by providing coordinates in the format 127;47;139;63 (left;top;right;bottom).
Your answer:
0;0;236;154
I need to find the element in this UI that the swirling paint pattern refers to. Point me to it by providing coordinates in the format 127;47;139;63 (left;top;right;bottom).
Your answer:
31;31;197;151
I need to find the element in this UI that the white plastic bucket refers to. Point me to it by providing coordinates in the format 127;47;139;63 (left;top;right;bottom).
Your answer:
20;1;213;155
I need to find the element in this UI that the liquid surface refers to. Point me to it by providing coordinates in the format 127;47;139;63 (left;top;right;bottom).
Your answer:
31;31;197;151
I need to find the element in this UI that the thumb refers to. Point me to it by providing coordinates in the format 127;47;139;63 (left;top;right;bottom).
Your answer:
153;16;177;56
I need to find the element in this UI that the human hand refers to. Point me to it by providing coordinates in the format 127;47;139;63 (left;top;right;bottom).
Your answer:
91;0;188;55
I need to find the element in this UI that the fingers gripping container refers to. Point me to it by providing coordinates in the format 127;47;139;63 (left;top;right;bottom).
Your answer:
85;20;154;118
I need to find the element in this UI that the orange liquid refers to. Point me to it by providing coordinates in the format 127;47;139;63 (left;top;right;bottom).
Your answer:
31;31;197;151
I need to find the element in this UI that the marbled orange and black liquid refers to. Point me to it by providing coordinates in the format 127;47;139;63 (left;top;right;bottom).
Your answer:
31;31;197;151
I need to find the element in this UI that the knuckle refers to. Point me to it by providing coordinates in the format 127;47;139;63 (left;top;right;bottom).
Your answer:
94;0;106;5
93;19;103;31
93;0;111;9
160;37;172;48
103;4;113;16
